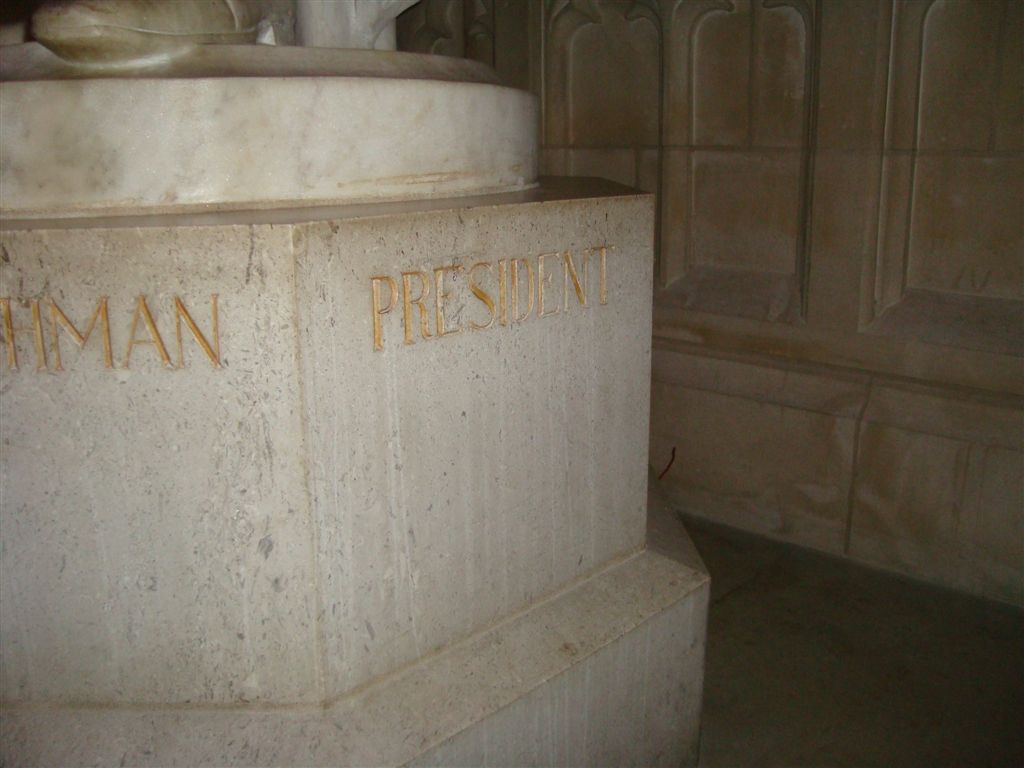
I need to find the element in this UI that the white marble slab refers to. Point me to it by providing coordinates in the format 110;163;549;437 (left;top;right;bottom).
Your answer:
0;71;538;217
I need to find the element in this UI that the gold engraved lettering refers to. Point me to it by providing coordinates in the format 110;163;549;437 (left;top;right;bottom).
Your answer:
598;245;609;305
497;259;509;326
370;276;398;352
124;295;172;368
433;264;463;337
468;262;496;331
0;298;47;371
510;257;534;323
368;243;613;350
49;297;113;371
401;271;432;345
174;294;220;368
562;250;588;310
0;298;13;368
537;252;561;318
29;300;46;371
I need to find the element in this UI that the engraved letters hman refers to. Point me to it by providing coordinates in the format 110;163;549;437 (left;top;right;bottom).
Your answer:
0;294;221;373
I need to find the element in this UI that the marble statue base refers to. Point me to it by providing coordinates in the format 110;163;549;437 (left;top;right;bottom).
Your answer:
0;47;537;217
0;180;706;766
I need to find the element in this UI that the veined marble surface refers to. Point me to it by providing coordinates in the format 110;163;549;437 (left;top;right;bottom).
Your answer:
0;65;537;217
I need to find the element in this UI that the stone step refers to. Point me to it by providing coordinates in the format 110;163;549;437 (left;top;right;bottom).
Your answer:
1;548;709;767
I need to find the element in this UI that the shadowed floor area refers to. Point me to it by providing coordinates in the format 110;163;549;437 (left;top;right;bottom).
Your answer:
682;515;1024;768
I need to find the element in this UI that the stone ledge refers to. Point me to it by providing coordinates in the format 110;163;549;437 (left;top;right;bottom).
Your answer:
652;344;1023;448
1;549;708;767
0;176;646;232
652;309;1024;398
649;344;1023;606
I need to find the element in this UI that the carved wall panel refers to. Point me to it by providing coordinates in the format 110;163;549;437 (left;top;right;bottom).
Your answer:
649;0;1022;606
394;0;1024;605
909;0;1022;300
868;0;1022;354
658;0;817;324
544;0;660;148
541;0;661;192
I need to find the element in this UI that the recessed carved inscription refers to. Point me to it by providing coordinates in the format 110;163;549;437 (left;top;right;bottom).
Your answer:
371;246;611;351
0;294;220;373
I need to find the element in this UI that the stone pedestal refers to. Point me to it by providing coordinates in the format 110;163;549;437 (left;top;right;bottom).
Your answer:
0;64;707;766
0;47;536;216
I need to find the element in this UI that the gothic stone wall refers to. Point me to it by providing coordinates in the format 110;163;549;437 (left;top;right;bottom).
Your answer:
402;0;1024;606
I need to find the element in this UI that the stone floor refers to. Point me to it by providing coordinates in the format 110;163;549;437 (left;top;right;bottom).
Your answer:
674;513;1024;768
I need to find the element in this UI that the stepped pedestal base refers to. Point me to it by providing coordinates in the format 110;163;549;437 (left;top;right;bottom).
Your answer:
1;180;705;765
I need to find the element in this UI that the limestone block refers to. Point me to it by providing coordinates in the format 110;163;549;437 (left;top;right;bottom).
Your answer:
805;151;879;329
657;146;807;302
653;290;1024;397
646;0;1023;611
916;0;1017;152
0;224;319;705
686;0;808;148
862;385;1023;451
657;0;813;298
0;182;656;707
294;194;654;696
649;343;1024;606
881;1;932;152
748;4;808;148
565;148;637;188
543;0;659;149
690;150;802;275
906;156;1023;300
540;147;570;177
687;6;748;146
873;152;915;309
867;0;1023;353
867;290;1024;358
658;265;800;324
652;347;868;419
815;0;889;151
650;381;855;554
850;389;1024;605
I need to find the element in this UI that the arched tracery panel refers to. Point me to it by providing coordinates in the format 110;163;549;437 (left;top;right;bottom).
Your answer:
658;0;817;323
868;0;1022;355
542;0;662;191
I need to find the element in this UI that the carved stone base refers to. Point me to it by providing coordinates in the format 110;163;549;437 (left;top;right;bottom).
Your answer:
0;181;704;765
